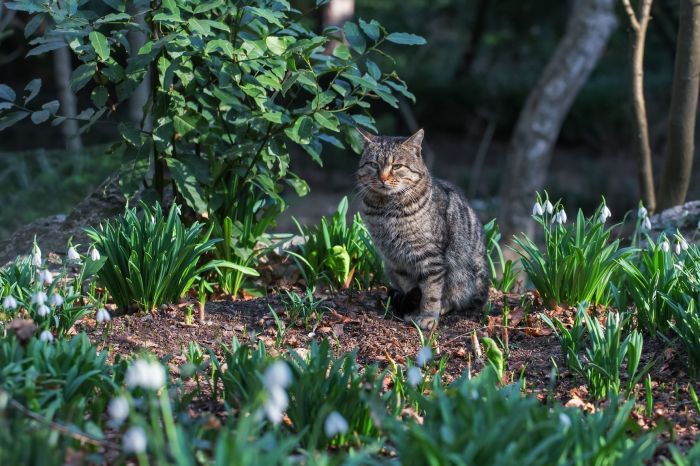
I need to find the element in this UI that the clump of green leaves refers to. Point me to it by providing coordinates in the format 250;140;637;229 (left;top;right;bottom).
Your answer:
289;197;383;290
387;369;657;466
667;297;700;376
515;195;628;307
484;219;519;293
543;306;648;400
280;289;328;331
85;202;245;312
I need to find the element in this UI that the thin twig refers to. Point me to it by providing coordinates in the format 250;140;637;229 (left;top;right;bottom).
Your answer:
2;390;120;450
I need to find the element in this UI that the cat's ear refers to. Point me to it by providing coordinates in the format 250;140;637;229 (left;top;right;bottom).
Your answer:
356;127;377;145
403;128;424;149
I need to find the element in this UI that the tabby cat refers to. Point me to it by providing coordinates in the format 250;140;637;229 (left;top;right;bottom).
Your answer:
356;128;489;330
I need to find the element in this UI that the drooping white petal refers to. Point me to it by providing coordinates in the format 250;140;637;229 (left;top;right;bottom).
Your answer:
543;200;554;214
49;293;63;307
96;308;111;323
39;330;54;342
416;346;433;367
90;248;101;261
67;247;80;262
123;426;147;454
36;304;50;317
263;361;292;389
407;366;423;387
324;411;349;437
2;295;18;310
108;396;129;424
532;202;544;216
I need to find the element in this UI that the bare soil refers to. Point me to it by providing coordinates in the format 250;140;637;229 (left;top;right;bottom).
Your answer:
76;287;699;463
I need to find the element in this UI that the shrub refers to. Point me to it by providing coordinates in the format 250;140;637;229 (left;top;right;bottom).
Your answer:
387;369;658;466
289;197;383;290
85;202;250;312
1;0;420;283
515;196;628;307
667;297;700;376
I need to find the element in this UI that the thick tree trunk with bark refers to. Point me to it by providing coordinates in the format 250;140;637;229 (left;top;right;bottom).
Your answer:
657;0;700;210
128;7;152;131
623;0;656;212
52;46;82;151
497;0;617;244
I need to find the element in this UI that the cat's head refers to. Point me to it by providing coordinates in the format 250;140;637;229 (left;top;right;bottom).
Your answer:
356;128;427;196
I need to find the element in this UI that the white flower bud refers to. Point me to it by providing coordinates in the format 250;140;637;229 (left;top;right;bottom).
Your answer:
543;200;554;214
32;291;47;305
416;346;433;367
125;359;166;390
67;247;80;262
39;330;53;342
263;386;288;424
36;304;50;317
559;412;572;430
31;252;42;267
324;411;349;437
681;238;689;251
675;241;682;255
49;293;63;307
661;240;670;253
123;426;147;454
96;308;111;323
90;247;101;261
407;366;422;387
38;269;53;285
642;217;651;231
108;396;129;424
599;205;611;223
532;202;544;216
263;361;292;389
2;295;18;310
638;206;648;218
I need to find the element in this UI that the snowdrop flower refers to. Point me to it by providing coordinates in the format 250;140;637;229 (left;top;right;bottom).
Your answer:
263;386;288;424
675;241;682;255
32;291;47;305
263;361;292;389
324;411;349;437
681;237;689;251
261;361;292;424
641;217;651;231
66;246;80;262
599;205;611;223
31;244;42;267
39;330;54;342
108;396;129;424
532;202;544;216
49;293;63;307
90;247;101;261
2;295;18;310
638;205;648;218
543;199;554;214
416;346;433;367
96;308;111;323
553;209;567;225
125;359;166;390
36;304;50;317
407;366;422;387
661;240;670;253
559;412;571;430
123;426;147;454
38;269;53;285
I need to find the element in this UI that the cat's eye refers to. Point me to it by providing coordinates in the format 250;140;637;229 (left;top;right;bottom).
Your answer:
392;164;404;170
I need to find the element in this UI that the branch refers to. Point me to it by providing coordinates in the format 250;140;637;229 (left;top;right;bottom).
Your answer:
2;389;120;450
622;0;641;32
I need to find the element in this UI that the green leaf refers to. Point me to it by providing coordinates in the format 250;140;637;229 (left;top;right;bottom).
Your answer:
23;79;41;104
358;18;380;41
27;41;67;56
89;31;111;61
31;109;50;124
385;32;426;46
91;86;109;107
265;36;292;55
332;44;351;60
285;115;314;145
0;111;29;131
41;100;60;114
96;12;131;24
343;22;366;54
173;114;198;137
188;17;211;35
165;158;208;214
70;63;95;92
205;39;234;58
118;122;142;146
314;111;339;132
195;0;224;14
0;84;16;102
24;15;43;38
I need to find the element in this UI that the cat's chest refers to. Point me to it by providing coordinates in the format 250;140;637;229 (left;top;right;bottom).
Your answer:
364;210;439;258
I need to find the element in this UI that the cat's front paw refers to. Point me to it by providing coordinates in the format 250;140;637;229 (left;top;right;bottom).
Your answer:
406;312;439;331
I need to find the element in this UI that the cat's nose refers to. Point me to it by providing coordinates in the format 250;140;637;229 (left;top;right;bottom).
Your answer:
379;171;390;182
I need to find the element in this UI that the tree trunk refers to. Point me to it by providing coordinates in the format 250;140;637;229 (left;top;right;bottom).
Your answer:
128;7;152;131
322;0;355;54
622;0;656;212
497;0;617;244
52;46;82;152
657;0;700;210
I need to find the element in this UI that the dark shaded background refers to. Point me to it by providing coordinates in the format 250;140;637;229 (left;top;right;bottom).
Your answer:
0;0;689;238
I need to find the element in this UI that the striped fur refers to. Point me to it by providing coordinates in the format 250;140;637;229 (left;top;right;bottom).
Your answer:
356;128;489;330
